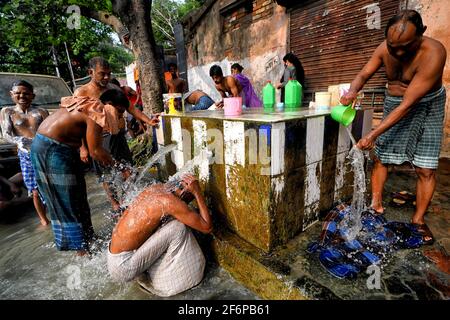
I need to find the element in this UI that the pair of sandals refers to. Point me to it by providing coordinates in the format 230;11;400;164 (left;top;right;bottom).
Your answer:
390;190;416;207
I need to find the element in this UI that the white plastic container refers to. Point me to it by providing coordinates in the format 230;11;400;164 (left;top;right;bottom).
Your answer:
315;92;332;110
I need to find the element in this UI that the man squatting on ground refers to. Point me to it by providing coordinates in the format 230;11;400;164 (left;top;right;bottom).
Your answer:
108;174;212;297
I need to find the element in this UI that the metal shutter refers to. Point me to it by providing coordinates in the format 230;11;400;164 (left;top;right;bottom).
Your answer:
289;0;400;93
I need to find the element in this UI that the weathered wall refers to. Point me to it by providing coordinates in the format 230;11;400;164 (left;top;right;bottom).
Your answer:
403;0;450;157
185;0;289;102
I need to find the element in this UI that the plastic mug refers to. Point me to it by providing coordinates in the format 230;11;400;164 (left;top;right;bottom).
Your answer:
331;104;356;126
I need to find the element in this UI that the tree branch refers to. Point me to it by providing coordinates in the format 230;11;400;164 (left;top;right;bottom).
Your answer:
79;6;129;43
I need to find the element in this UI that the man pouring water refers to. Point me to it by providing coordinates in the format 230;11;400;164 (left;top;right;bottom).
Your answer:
340;10;446;245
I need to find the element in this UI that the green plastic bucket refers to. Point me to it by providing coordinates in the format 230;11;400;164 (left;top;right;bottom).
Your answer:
331;104;356;126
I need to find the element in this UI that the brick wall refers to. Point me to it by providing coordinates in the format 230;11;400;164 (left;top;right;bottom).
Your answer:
223;0;274;33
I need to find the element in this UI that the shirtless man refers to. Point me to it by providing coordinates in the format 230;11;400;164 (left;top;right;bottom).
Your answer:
340;10;447;244
31;89;127;254
165;63;187;93
107;175;212;297
209;65;243;108
74;57;160;212
0;80;49;226
183;90;215;111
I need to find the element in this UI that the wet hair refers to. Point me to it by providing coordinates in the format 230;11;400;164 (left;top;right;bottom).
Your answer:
283;53;305;87
89;56;111;70
110;78;121;87
385;10;425;37
209;65;223;77
12;80;33;92
99;89;129;109
231;63;244;73
165;179;195;204
168;63;177;70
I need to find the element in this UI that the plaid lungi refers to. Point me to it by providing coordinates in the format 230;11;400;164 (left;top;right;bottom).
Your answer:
375;86;446;169
18;149;38;196
31;134;94;251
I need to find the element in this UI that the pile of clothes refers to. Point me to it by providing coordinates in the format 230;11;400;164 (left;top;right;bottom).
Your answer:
307;204;424;279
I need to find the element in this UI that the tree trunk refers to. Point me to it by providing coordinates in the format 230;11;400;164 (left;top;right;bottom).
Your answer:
112;0;164;114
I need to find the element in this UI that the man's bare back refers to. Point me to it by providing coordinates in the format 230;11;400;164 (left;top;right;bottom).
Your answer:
110;175;212;254
185;90;208;105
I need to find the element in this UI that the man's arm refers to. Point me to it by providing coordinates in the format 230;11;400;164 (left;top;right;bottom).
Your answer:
127;105;160;128
85;117;114;166
168;176;212;234
357;47;446;150
0;108;24;147
340;42;385;105
226;77;241;97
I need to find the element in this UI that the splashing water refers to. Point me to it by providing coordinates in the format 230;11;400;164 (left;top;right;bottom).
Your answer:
119;144;178;207
339;129;369;241
166;149;213;186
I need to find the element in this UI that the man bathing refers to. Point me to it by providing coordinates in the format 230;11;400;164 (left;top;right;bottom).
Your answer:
108;174;212;297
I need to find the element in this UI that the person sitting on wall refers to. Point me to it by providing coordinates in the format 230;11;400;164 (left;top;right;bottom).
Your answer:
183;90;215;111
209;65;244;108
107;174;212;297
165;63;187;94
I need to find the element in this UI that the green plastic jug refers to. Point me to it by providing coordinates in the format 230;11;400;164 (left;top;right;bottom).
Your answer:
262;81;276;110
285;78;302;109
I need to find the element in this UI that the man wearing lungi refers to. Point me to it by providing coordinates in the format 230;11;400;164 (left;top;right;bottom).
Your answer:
107;175;212;297
74;57;160;213
31;89;128;255
0;80;49;226
341;10;447;245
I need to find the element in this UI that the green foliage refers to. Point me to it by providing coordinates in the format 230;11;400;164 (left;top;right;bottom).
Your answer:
0;0;130;79
152;0;205;49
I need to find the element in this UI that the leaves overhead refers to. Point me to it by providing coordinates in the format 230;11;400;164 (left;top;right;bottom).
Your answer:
0;0;132;79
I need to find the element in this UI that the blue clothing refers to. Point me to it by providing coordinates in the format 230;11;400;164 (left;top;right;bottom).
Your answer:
31;134;93;251
18;149;38;196
192;95;215;111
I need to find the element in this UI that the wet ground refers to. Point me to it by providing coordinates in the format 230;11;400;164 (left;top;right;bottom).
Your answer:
272;158;450;300
0;173;258;300
1;159;448;300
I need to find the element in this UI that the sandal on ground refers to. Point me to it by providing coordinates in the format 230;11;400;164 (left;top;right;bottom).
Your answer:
391;191;416;202
412;223;435;245
390;191;416;207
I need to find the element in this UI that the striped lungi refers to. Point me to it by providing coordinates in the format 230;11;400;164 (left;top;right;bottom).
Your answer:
375;86;446;169
31;134;94;251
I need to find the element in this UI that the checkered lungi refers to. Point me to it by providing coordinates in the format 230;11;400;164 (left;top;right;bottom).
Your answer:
31;134;93;251
375;86;446;169
18;149;38;196
107;219;206;297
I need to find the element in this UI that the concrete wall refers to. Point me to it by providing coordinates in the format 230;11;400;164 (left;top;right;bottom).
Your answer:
185;0;289;102
403;0;450;157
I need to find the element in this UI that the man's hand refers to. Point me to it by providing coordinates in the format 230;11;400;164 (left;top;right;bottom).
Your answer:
181;174;201;196
340;90;358;106
80;146;89;163
147;113;160;127
356;133;376;150
215;101;224;109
